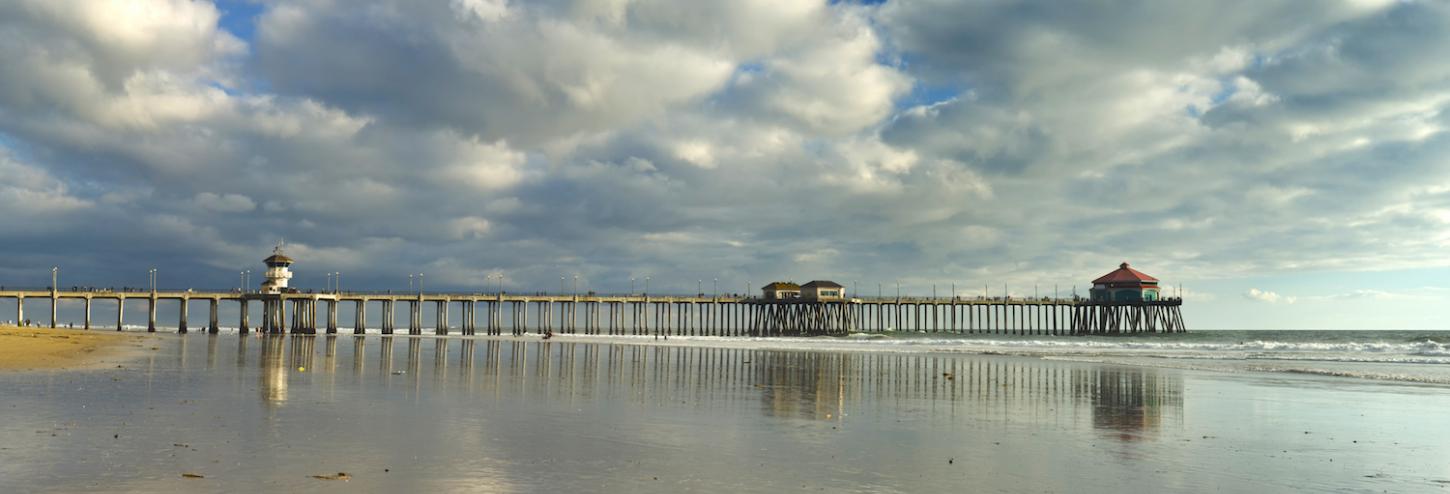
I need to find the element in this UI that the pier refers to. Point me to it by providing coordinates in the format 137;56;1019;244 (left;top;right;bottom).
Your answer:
0;288;1185;336
1;252;1185;337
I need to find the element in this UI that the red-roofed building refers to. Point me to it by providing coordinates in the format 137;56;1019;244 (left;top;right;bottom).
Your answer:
1090;262;1161;302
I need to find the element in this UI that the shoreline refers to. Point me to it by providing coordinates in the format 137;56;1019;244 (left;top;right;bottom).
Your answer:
0;325;158;371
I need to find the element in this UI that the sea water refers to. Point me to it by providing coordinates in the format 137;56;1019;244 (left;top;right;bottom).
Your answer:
565;329;1450;385
2;331;1450;492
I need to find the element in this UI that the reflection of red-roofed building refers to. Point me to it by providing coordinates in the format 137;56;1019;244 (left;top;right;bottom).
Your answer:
1090;262;1161;302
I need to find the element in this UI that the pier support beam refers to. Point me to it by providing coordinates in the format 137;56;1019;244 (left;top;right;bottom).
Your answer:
409;300;421;335
178;297;189;333
116;298;124;331
355;300;366;335
208;298;219;333
83;297;91;330
436;300;448;335
239;299;249;334
382;300;394;335
147;296;157;332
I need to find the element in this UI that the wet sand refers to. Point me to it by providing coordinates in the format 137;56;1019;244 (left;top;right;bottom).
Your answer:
3;334;1450;492
0;325;156;371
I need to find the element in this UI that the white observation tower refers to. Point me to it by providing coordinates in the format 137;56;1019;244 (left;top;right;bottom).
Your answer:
260;242;294;294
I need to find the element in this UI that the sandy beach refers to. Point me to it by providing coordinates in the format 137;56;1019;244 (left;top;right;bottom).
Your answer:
0;325;155;371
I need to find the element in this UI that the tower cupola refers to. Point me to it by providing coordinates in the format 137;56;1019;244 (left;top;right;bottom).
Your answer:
260;242;295;294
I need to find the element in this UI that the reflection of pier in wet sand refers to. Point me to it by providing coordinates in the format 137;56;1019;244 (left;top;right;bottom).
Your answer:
249;336;1182;438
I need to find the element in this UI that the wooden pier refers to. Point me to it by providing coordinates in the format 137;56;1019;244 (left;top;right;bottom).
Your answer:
0;289;1185;336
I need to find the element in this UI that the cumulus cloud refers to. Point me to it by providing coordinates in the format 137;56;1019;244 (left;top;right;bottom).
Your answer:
0;0;1448;332
1245;288;1296;304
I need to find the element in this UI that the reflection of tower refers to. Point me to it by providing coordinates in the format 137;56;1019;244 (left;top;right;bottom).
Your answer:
261;336;288;405
260;242;294;294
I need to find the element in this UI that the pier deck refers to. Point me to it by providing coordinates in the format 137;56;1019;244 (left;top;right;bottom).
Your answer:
0;289;1185;336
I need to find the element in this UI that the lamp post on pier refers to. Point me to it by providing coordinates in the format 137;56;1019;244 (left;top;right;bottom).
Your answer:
149;268;157;293
644;276;650;295
573;275;578;296
51;267;58;293
630;277;636;295
335;272;341;294
713;278;717;298
418;273;423;294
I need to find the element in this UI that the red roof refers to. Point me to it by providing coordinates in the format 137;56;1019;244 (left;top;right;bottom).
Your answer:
1092;262;1159;285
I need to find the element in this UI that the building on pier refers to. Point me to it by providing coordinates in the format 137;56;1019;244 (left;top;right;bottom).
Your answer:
801;280;844;301
260;243;295;294
1089;262;1161;302
761;282;801;300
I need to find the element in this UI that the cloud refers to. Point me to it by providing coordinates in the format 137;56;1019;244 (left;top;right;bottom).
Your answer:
1176;287;1216;302
447;216;492;240
1244;288;1296;304
251;0;784;145
193;192;256;213
0;152;91;228
0;0;1448;332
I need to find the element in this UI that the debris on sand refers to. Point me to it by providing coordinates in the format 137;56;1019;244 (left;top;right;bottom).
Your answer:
181;473;205;479
312;472;352;481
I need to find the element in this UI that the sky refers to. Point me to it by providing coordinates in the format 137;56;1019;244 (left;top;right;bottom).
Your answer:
0;0;1448;329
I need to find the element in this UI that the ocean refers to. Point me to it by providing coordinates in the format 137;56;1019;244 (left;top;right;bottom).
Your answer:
565;329;1450;385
